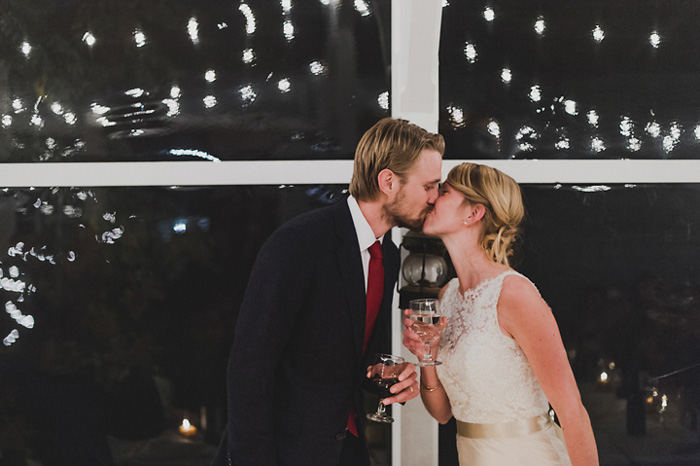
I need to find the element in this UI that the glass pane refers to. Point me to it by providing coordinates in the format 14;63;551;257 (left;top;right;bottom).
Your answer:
0;184;349;465
439;1;700;160
0;0;390;163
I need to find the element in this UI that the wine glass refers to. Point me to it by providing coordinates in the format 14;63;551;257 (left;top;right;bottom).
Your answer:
409;298;442;367
366;353;405;423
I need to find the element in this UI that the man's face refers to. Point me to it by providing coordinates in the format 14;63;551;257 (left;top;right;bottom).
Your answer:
383;149;442;230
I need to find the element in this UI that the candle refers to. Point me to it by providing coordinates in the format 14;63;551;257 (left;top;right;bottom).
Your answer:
179;418;197;437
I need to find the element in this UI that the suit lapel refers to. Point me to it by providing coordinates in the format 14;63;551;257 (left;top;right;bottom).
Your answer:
332;200;366;360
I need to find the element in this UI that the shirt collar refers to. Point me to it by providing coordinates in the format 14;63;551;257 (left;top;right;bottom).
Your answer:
347;195;382;251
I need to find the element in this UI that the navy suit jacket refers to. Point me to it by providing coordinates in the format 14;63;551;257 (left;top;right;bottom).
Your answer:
213;198;400;466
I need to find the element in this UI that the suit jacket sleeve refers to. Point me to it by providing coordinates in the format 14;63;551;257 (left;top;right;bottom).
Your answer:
225;224;311;466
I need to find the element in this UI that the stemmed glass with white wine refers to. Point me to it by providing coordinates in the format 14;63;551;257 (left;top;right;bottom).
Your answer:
409;298;443;367
366;353;405;423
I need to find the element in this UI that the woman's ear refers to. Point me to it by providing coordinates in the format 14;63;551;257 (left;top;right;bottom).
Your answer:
377;169;396;196
471;204;486;222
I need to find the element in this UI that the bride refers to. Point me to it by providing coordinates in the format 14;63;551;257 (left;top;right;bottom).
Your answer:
403;163;598;465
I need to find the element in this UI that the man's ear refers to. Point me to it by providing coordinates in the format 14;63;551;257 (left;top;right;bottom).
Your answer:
377;168;396;196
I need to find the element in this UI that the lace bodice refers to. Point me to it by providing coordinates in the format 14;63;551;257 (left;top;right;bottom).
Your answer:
437;270;550;423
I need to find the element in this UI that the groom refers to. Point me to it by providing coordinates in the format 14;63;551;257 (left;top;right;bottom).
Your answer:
212;118;444;466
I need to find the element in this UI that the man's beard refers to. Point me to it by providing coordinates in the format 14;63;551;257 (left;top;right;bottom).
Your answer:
382;191;432;231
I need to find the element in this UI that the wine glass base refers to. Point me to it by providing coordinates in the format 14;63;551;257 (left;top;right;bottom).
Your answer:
367;413;394;423
417;360;442;367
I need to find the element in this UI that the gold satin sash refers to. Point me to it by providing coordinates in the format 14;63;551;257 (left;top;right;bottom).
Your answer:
456;413;552;439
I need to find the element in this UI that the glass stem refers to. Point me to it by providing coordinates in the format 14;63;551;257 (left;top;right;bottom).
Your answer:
424;342;432;361
377;402;386;416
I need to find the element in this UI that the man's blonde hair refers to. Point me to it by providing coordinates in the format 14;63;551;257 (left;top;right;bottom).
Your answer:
349;118;445;201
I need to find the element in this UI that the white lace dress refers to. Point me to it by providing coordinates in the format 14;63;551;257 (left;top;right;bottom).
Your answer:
437;270;571;465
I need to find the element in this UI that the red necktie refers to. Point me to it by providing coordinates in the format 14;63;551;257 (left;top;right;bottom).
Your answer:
347;240;385;437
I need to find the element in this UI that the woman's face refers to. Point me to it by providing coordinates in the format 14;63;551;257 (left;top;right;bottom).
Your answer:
422;183;471;237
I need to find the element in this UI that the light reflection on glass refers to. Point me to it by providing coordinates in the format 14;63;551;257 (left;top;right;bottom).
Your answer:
170;86;181;98
650;30;661;48
592;24;605;43
281;0;292;14
320;0;330;5
483;6;495;22
203;95;217;108
354;0;370;17
283;20;295;41
501;68;512;83
239;4;256;35
443;0;449;7
378;91;389;110
240;85;257;104
50;102;64;115
242;48;256;64
619;116;633;137
529;85;541;102
163;99;180;117
205;70;217;83
487;119;500;138
555;138;570;150
125;88;145;98
278;78;291;93
82;31;96;46
464;42;477;63
169;149;221;162
627;137;642;152
646;121;661;137
447;105;465;127
572;185;611;193
12;98;24;113
2;115;12;128
134;28;146;48
564;99;578;116
591;137;605;153
534;16;546;36
188;17;199;44
694;125;700;140
91;103;110;115
21;41;32;57
309;60;327;75
64;112;77;125
587;110;599;127
30;114;44;128
218;22;228;30
3;329;19;347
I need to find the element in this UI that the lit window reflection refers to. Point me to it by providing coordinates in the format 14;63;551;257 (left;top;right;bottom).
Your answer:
239;4;256;35
278;78;291;93
64;112;77;125
620;116;633;137
534;16;546;36
627;138;642;152
134;28;146;48
12;98;24;113
82;32;96;46
529;85;541;102
281;0;292;14
283;20;295;41
564;99;578;116
2;115;12;128
447;105;465;127
205;70;217;83
21;41;32;57
501;68;512;83
487;119;500;138
243;48;256;64
218;23;228;29
91;103;110;115
240;85;257;104
125;88;145;98
646;121;661;137
650;30;661;48
378;91;389;110
163;99;180;117
354;0;370;16
694;125;700;140
555;138;570;150
309;60;327;75
587;110;599;127
50;102;64;115
203;95;217;108
592;25;605;43
464;42;477;63
188;17;199;44
30;114;44;128
591;137;605;153
170;86;181;98
483;6;495;22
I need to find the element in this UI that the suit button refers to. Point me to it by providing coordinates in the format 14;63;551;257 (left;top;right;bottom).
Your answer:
336;431;347;441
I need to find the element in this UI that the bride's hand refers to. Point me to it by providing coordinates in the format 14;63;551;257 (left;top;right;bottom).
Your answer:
402;309;447;359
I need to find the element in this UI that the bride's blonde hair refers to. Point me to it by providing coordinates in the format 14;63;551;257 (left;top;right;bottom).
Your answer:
444;163;524;265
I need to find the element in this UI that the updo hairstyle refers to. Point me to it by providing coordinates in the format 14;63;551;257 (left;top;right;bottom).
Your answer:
444;163;524;265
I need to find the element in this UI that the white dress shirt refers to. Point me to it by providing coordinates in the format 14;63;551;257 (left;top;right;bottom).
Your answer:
347;195;384;292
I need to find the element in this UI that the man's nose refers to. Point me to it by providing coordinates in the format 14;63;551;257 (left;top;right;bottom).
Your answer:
427;190;439;204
